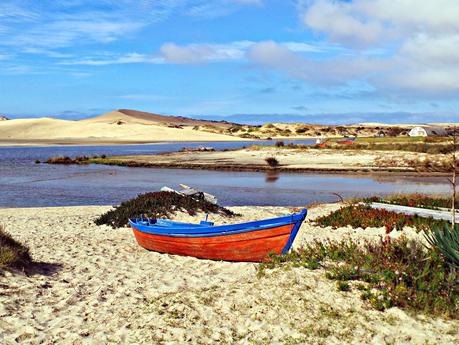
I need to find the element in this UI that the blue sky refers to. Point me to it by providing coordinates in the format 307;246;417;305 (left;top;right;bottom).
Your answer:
0;0;458;124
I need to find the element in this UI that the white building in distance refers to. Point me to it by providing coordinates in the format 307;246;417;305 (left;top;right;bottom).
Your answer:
408;126;447;137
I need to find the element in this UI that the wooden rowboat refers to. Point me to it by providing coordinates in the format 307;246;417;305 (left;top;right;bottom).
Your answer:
129;209;307;262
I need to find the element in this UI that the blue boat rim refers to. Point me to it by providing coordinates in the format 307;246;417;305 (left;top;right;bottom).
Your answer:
129;209;308;238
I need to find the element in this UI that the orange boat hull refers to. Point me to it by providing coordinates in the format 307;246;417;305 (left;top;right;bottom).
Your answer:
132;223;294;262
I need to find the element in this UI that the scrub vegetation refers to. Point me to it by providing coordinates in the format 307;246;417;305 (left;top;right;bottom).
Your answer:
95;191;236;228
265;157;280;168
45;155;105;164
365;194;459;211
258;234;459;318
314;204;448;233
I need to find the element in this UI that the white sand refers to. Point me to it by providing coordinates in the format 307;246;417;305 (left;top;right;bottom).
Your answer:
0;205;457;344
108;146;433;172
0;111;245;145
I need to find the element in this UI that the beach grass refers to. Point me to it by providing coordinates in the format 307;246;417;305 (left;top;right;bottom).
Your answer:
0;224;32;270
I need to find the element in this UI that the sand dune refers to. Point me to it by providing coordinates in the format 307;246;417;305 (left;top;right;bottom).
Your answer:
82;109;233;128
0;110;245;145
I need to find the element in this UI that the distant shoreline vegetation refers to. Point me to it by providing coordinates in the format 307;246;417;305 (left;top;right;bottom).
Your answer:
42;151;452;176
267;136;456;154
42;154;106;165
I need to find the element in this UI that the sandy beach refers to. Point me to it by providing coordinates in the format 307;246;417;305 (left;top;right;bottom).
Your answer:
1;204;457;344
91;146;442;174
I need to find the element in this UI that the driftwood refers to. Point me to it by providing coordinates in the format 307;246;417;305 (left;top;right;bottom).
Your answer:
160;184;218;204
179;146;215;152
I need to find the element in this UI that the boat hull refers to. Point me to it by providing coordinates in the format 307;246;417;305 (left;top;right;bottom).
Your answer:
132;223;295;262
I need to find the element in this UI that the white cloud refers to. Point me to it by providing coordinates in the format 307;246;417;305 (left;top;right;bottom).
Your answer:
160;41;253;64
60;40;325;66
283;42;323;53
61;53;164;66
304;0;385;45
186;0;263;19
400;34;459;66
0;65;32;75
247;38;459;94
2;17;145;49
248;41;301;70
0;0;263;53
247;41;379;85
268;0;459;94
301;0;459;46
160;43;220;64
0;2;38;20
384;66;459;94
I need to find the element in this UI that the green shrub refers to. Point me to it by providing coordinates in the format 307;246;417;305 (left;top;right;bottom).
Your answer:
0;224;32;270
46;156;74;164
258;237;458;317
337;281;351;292
295;127;308;134
265;157;279;168
45;155;90;165
95;191;236;228
315;204;448;232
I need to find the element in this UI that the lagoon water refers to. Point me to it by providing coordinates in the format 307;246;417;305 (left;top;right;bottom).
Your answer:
0;141;450;207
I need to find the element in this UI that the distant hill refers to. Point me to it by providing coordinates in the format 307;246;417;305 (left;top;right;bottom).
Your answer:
82;109;237;128
193;113;459;126
2;108;456;146
0;115;8;121
0;109;247;145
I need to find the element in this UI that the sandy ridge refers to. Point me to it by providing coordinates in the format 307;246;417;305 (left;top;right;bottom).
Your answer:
0;111;246;145
92;146;444;174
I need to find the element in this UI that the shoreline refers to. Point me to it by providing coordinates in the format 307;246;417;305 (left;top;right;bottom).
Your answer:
74;146;452;177
87;159;450;177
0;138;255;147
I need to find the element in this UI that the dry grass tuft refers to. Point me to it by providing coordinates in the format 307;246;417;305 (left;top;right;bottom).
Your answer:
0;224;32;270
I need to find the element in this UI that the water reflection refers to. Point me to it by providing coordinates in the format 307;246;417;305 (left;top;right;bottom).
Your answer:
265;170;280;183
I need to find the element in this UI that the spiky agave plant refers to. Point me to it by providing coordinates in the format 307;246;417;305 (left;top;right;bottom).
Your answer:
425;223;459;269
